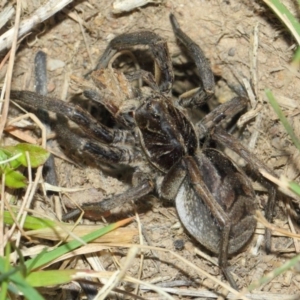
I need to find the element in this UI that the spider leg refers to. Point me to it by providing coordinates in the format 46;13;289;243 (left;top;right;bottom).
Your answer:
83;89;138;128
183;155;237;289
170;14;215;108
34;51;59;196
53;118;136;165
161;155;245;289
9;90;132;145
195;96;248;139
195;96;277;252
62;179;154;221
212;126;277;252
125;69;160;92
94;31;174;93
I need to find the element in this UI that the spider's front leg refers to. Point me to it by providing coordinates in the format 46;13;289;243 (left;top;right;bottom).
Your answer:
8;90;140;169
170;14;215;108
94;30;174;93
9;90;131;145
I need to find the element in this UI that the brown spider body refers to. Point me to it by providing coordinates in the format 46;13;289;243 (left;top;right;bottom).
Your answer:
7;14;277;289
176;149;257;255
136;93;257;257
135;96;198;172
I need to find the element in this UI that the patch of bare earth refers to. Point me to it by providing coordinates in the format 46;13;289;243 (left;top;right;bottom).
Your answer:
2;0;300;298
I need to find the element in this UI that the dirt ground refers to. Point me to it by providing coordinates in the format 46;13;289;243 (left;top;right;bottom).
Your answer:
3;0;300;299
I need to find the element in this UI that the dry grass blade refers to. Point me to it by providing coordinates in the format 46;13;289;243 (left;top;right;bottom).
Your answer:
0;0;21;138
0;0;74;52
139;286;299;299
87;243;251;300
256;210;300;239
259;169;300;200
0;6;15;30
26;225;137;243
3;113;46;249
96;247;140;299
3;1;300;298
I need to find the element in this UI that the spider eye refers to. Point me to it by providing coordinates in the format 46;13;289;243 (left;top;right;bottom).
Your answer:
146;102;152;110
152;113;159;119
145;103;159;118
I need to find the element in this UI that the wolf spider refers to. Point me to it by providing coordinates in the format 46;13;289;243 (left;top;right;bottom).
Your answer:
8;14;277;288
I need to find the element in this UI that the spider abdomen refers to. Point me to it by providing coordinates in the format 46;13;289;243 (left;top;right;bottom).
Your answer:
176;149;257;255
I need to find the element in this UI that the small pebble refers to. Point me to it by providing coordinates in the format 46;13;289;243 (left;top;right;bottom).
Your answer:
47;81;56;93
47;58;65;71
173;239;184;250
228;47;235;56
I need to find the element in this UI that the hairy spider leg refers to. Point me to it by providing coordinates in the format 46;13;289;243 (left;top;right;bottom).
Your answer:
212;127;277;252
170;13;215;108
95;31;174;93
195;96;248;138
8;90;139;166
194;95;277;252
62;179;154;221
9;90;129;144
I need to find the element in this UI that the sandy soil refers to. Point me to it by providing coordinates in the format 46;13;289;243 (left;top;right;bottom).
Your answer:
3;0;300;298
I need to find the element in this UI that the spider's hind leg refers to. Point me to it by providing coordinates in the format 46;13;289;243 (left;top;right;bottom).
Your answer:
195;94;277;252
62;172;154;221
212;126;277;252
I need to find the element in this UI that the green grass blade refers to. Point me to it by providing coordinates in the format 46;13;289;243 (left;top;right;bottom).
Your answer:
4;211;56;230
0;219;131;297
248;253;300;291
265;89;300;151
262;0;300;45
289;181;300;196
8;273;45;300
292;47;300;63
0;256;44;300
0;244;10;300
25;218;132;271
26;270;80;287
